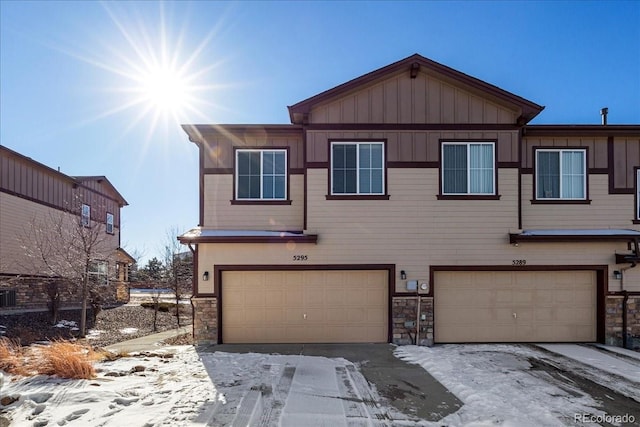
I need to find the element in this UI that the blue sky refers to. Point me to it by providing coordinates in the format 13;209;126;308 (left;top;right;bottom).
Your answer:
1;1;639;264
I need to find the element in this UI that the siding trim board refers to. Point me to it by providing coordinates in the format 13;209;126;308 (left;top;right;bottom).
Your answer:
304;123;522;131
430;265;607;343
213;264;396;344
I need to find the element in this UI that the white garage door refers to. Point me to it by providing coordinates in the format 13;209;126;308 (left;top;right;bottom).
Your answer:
221;269;388;343
434;270;597;343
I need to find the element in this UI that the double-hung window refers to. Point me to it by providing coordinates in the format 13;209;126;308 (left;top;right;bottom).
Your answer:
81;204;91;226
536;149;586;200
106;213;114;234
331;142;384;195
236;149;287;200
441;142;495;195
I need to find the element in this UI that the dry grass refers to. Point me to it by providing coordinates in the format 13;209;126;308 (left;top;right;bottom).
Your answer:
0;337;101;379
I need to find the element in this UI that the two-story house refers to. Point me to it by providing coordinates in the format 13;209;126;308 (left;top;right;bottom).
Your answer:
0;145;133;311
179;54;640;349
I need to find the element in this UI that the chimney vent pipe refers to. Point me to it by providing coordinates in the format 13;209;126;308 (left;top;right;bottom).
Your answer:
600;107;608;125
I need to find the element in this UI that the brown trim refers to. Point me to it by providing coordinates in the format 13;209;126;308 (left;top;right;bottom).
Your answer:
303;130;308;230
306;162;329;169
438;140;499;198
288;54;543;124
589;168;609;175
230;200;293;205
521;167;533;174
213;264;396;344
289;168;305;175
232;147;292;202
509;232;639;243
182;124;304;143
304;123;522;131
203;168;234;175
387;161;439;169
524;125;640;137
436;195;501;201
517;128;523;229
608;136;615;194
198;142;205;226
430;264;607;343
635;166;639;221
327;139;389;198
179;233;318;245
532;146;589;202
529;199;592;205
497;162;520;168
326;195;390;201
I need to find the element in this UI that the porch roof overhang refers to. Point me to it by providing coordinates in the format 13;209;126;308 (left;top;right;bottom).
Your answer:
509;228;640;244
178;228;318;244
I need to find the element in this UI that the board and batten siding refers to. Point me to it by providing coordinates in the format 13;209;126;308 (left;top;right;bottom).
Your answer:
521;137;609;170
306;130;520;164
199;132;303;171
612;136;640;190
202;175;304;230
308;71;519;125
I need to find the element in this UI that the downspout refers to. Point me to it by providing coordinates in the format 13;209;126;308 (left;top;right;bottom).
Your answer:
187;242;197;341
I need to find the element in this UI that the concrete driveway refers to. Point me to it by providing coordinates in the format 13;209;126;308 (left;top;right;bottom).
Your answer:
198;343;462;425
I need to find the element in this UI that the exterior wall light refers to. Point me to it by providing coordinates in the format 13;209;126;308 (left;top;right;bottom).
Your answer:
400;270;407;280
203;271;209;281
613;270;622;280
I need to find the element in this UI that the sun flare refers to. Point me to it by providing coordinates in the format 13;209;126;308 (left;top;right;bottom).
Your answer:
138;64;190;116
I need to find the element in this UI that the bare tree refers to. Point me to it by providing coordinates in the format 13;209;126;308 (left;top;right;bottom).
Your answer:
19;203;117;337
162;226;192;327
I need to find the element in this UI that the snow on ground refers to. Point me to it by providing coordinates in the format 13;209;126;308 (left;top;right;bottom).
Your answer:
538;344;640;383
396;344;639;427
1;344;639;426
119;328;139;335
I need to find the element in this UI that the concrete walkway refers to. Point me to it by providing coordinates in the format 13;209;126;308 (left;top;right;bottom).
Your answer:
104;326;191;353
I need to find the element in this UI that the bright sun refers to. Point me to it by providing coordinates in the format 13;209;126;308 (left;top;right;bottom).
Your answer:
139;65;190;116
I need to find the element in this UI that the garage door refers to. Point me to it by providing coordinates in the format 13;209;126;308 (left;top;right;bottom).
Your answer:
434;270;597;343
221;269;388;343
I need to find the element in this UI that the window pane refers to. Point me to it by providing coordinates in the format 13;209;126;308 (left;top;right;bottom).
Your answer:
537;151;559;198
371;169;383;193
345;170;357;193
469;144;494;194
274;152;286;174
274;176;286;199
443;145;467;194
359;169;371;193
561;151;585;199
263;152;274;175
360;144;371;168
345;145;357;168
332;144;357;194
371;144;383;168
333;145;345;168
263;176;274;199
333;169;345;193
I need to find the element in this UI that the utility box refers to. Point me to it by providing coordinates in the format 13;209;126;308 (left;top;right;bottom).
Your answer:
406;280;418;291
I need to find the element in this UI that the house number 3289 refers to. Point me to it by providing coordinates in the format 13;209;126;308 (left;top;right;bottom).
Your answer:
512;259;527;266
293;255;308;261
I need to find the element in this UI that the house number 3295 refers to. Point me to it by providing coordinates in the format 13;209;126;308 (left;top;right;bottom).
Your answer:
293;255;308;261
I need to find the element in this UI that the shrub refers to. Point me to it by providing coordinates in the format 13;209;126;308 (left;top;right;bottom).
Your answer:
0;337;26;375
34;341;98;379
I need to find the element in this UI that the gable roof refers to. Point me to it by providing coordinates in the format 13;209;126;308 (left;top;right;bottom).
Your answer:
287;53;544;125
74;176;129;206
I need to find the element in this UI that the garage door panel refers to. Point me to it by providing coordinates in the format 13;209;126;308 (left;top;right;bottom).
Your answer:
435;270;597;343
222;270;388;343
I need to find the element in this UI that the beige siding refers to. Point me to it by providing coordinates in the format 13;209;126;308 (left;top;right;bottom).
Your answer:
309;71;519;125
196;168;637;296
306;130;519;164
0;193;120;275
202;174;304;230
521;174;635;229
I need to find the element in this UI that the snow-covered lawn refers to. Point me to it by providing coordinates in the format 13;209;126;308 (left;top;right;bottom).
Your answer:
1;344;639;426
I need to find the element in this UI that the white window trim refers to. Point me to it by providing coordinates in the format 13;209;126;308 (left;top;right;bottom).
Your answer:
535;148;587;200
441;142;496;196
235;149;288;201
330;141;385;195
106;212;114;234
81;204;91;226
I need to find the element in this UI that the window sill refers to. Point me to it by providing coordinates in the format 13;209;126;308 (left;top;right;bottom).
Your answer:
530;199;592;205
437;195;501;200
632;219;640;225
230;200;292;205
325;195;390;201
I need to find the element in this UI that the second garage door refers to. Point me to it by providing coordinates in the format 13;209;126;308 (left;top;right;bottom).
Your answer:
434;270;597;343
221;269;388;344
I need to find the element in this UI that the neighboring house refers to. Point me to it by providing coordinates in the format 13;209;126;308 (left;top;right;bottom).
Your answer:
0;145;133;311
179;54;640;348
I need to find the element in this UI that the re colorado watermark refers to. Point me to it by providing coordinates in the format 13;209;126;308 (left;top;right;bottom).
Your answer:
575;413;636;424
